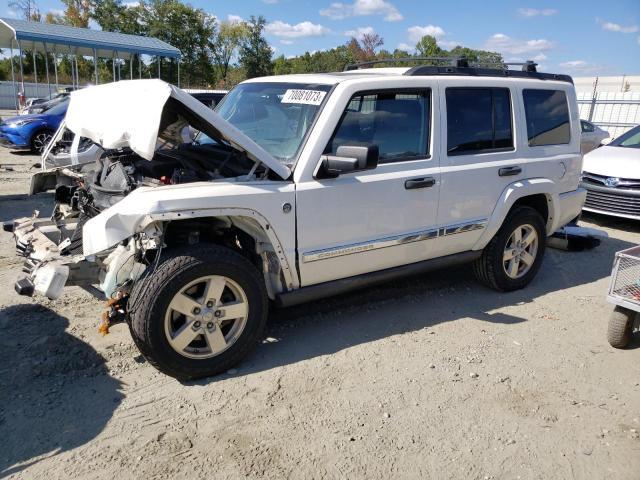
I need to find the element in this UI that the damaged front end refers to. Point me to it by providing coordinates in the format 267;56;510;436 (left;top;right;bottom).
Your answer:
8;213;98;299
9;79;290;309
8;213;160;302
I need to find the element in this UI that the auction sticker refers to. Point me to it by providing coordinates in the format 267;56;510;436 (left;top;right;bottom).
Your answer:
281;89;326;105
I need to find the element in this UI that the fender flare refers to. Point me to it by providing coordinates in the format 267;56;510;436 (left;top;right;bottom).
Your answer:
145;207;298;291
472;178;559;251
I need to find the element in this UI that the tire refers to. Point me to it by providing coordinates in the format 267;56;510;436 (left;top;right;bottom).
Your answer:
607;307;634;349
30;129;53;154
128;244;268;380
473;206;546;292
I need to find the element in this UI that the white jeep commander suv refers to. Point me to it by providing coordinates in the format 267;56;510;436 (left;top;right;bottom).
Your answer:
8;59;586;379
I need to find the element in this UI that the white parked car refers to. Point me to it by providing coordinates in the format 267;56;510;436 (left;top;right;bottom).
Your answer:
580;119;609;154
581;124;640;220
7;63;586;379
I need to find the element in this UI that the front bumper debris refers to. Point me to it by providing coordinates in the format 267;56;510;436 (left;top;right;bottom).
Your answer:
11;213;100;299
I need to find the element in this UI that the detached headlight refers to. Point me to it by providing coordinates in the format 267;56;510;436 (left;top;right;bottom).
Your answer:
7;119;37;128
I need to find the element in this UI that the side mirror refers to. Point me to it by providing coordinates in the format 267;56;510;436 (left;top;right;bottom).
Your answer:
317;145;379;179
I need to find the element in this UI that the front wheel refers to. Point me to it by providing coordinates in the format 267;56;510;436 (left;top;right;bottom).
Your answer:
30;130;53;154
128;244;268;380
473;206;546;291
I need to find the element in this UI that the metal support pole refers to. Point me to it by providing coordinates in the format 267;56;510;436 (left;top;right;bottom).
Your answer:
130;55;133;80
17;40;25;100
177;58;180;87
9;40;18;112
93;48;99;85
32;49;38;91
74;53;79;86
54;53;59;90
112;52;116;81
117;54;121;81
68;55;73;88
139;55;142;79
588;77;599;122
44;43;51;97
158;56;161;79
68;47;75;88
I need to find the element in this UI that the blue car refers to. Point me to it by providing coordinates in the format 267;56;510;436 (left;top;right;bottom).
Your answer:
0;99;68;154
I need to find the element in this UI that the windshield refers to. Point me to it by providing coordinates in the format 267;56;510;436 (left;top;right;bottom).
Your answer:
45;99;69;116
212;82;331;164
609;125;640;149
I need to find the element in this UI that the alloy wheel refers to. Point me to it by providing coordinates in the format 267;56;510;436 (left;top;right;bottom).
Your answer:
32;132;52;153
164;275;249;359
502;223;539;279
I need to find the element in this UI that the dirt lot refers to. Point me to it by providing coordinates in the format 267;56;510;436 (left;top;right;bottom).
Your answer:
0;148;638;480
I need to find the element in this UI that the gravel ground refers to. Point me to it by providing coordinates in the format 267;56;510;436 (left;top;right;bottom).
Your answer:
0;148;638;480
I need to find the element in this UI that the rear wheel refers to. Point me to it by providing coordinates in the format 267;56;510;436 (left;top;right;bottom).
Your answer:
128;244;268;380
607;307;635;349
474;206;546;291
30;130;53;154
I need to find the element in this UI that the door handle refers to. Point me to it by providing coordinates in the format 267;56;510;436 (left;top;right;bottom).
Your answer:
499;166;522;177
404;177;436;190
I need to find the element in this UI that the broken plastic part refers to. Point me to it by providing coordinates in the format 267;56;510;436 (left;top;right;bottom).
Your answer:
33;264;70;300
100;240;147;298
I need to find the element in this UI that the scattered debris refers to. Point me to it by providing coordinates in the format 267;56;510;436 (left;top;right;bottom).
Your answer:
548;225;607;251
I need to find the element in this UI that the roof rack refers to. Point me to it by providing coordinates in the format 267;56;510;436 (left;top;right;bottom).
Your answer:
343;57;573;84
344;56;460;70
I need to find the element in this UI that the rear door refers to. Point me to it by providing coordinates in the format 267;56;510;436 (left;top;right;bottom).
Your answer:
432;82;523;258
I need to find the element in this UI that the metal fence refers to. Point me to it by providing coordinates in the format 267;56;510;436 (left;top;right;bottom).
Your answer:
577;91;640;140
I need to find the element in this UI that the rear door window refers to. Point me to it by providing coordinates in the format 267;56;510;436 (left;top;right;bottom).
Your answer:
523;89;570;146
446;88;513;155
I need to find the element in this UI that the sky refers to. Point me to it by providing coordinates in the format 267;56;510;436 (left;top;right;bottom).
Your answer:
6;0;640;75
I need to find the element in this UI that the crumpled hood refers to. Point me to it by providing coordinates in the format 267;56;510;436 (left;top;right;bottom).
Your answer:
582;145;640;179
65;79;291;179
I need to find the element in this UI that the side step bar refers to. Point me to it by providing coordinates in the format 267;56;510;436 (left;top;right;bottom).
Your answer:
275;250;481;308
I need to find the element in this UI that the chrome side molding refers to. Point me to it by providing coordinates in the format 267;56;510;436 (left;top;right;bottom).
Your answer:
302;219;487;263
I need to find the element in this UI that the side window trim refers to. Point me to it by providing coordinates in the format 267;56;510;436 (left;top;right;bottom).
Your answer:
324;87;432;165
445;86;515;157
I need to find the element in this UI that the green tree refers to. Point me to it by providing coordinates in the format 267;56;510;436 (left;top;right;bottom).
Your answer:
239;15;272;79
140;0;217;86
91;0;144;35
448;45;502;64
272;54;290;76
212;20;248;87
61;0;92;27
415;35;443;57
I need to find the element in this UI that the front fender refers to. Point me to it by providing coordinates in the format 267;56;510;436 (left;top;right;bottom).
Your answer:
472;178;558;251
81;181;298;288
